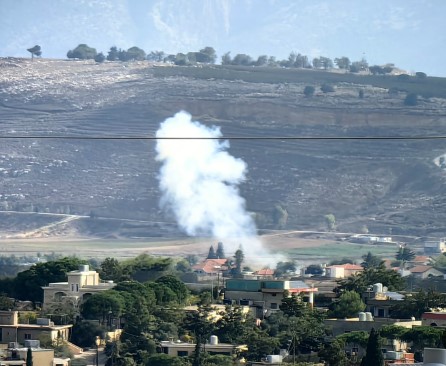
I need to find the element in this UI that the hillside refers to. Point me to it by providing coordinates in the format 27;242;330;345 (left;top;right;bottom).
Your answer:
1;58;446;239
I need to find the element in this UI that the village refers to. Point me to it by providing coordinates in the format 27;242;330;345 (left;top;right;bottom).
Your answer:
1;236;446;365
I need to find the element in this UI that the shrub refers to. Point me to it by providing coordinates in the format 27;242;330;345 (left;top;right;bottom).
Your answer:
94;52;105;63
303;85;315;97
404;93;418;106
321;83;335;93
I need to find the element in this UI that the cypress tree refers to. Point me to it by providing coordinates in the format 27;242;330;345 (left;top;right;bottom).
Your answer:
26;347;33;366
361;328;383;366
207;246;217;259
216;242;225;259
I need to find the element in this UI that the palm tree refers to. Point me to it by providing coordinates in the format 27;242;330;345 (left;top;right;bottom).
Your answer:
395;246;415;269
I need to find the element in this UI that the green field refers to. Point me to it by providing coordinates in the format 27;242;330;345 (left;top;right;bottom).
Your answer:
285;242;397;260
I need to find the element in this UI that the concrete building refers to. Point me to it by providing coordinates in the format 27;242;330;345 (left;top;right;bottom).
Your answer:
424;239;446;254
160;335;247;357
422;312;446;327
409;265;443;279
1;346;55;366
325;264;363;279
224;279;317;314
42;265;115;309
0;311;71;345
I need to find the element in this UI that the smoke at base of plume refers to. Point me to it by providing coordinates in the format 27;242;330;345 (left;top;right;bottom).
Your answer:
155;111;272;261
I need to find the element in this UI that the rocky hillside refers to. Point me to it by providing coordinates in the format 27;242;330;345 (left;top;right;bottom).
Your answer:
1;58;446;238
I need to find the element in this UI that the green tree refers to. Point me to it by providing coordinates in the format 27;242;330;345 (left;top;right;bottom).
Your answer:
146;354;190;366
361;252;384;269
123;46;146;61
255;55;268;66
27;45;41;60
401;326;443;354
415;71;427;79
80;291;124;324
361;328;383;366
337;330;369;349
389;289;446;319
231;54;252;66
26;347;33;366
0;293;14;310
67;44;97;59
303;86;315;97
207;246;217;259
395;246;415;268
279;293;307;317
404;93;418;106
216;242;225;259
329;291;365;318
215;305;251;343
107;46;119;61
318;339;347;366
155;275;190;305
94;52;105;63
325;214;336;231
233;247;244;276
334;57;350;70
99;257;124;281
221;52;231;65
71;321;105;348
198;47;217;64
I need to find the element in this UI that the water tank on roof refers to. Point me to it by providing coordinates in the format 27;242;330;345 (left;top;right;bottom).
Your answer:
210;335;219;345
386;351;402;360
358;312;366;321
365;312;373;321
266;355;283;363
373;283;383;293
79;264;89;272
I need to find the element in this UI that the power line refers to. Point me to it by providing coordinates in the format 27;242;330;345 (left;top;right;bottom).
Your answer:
0;135;446;140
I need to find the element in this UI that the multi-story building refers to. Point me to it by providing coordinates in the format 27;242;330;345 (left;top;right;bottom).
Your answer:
224;279;317;315
0;311;71;345
42;265;115;309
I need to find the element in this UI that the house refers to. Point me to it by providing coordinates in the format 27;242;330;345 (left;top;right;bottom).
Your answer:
1;344;55;366
325;264;363;279
160;335;247;358
253;268;275;279
192;259;228;278
0;311;71;345
42;265;115;309
422;312;446;327
424;239;446;254
224;279;317;314
409;265;443;279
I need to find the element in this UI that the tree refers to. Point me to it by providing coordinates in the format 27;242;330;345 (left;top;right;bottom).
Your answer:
26;347;33;366
415;71;427;79
155;275;189;305
147;50;165;62
94;52;105;63
358;89;364;99
404;93;418;106
100;258;124;281
71;321;105;348
255;55;268;66
215;305;251;343
221;52;231;65
303;85;315;97
233;247;244;276
325;214;336;231
0;293;14;310
318;339;348;366
329;291;365;318
123;47;146;61
27;45;42;60
67;44;97;59
231;54;252;66
107;46;119;61
198;47;217;64
389;289;446;319
279;293;307;317
216;242;225;259
80;291;124;324
361;252;384;269
361;328;383;366
395;246;415;268
207;245;217;259
334;57;350;70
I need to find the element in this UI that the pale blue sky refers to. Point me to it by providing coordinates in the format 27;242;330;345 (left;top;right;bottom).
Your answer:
1;0;444;76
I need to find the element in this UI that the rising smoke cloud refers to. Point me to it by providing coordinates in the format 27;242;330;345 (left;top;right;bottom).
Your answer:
155;111;272;262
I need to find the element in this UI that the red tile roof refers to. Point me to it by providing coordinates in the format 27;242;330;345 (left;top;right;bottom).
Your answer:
193;259;228;274
254;268;275;276
409;265;433;273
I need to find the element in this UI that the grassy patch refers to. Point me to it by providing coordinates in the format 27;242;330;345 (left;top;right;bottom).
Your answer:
285;242;397;260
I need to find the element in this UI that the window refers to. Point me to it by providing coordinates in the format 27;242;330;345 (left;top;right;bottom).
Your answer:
162;347;168;354
378;308;385;317
272;293;277;297
177;351;188;357
24;333;32;340
75;284;79;292
270;303;278;309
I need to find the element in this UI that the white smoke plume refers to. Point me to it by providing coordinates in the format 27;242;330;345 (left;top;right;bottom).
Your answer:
155;111;272;263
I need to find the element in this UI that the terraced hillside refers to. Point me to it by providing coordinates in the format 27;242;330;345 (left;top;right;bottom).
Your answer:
1;58;446;239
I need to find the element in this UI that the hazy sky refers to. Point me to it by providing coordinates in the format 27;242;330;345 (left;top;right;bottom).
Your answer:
1;0;445;76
